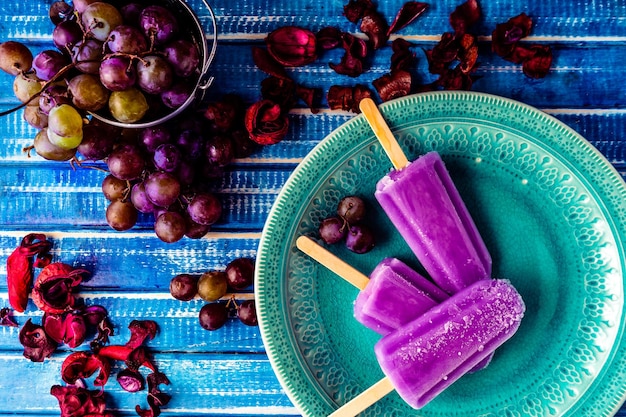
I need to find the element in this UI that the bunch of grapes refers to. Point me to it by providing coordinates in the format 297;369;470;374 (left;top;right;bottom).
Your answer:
0;1;260;242
318;195;376;253
169;257;258;330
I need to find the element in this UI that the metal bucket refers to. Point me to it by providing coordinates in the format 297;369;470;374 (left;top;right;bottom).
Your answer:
90;0;218;129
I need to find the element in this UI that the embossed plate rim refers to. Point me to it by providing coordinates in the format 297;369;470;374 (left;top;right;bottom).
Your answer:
255;91;626;417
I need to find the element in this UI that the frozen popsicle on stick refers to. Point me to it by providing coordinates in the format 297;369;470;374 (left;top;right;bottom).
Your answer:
359;97;491;294
296;236;447;334
329;279;525;416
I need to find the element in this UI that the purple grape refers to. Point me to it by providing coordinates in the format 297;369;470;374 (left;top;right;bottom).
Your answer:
130;181;157;213
226;258;255;290
237;300;258;326
154;211;186;243
39;84;71;115
77;123;116;161
144;171;180;207
160;80;192;109
106;200;138;231
318;216;347;244
345;224;375;254
187;192;222;225
175;160;195;185
139;125;171;152
52;20;83;50
163;39;200;77
337;195;366;224
153;143;181;172
139;5;179;45
198;303;228;331
102;174;128;201
175;129;203;160
49;1;73;25
72;39;103;74
33;50;68;81
72;0;98;13
99;56;136;91
106;25;148;54
169;274;198;301
205;135;234;167
185;216;210;239
120;3;143;25
106;143;145;180
136;55;173;94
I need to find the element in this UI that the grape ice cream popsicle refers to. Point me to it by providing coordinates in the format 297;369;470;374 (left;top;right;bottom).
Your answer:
296;236;447;334
329;279;525;417
359;98;491;294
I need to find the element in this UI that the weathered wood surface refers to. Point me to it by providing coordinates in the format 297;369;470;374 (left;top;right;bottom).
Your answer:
0;0;625;415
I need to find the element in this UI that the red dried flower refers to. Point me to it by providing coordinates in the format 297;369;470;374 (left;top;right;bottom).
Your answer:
50;385;108;417
390;38;416;72
295;84;322;113
126;320;158;349
343;0;374;23
61;351;112;387
316;26;343;50
329;33;368;77
522;45;553;78
360;8;389;50
0;307;18;327
266;26;318;67
31;262;88;314
19;318;58;362
449;0;481;35
245;100;289;145
387;2;429;35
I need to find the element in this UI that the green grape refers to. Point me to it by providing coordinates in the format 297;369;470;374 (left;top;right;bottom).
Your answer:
108;88;148;123
197;271;228;302
47;128;83;150
68;74;109;111
33;129;76;161
13;72;42;106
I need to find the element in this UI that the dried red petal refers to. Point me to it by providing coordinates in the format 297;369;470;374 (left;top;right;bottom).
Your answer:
327;84;373;113
61;351;112;386
261;76;296;110
387;2;429;35
427;32;460;74
343;0;374;23
458;33;479;73
251;46;289;79
244;100;289;145
6;234;52;312
373;70;413;102
390;38;416;72
449;0;481;35
492;13;534;58
19;319;58;362
32;263;88;314
522;44;552;78
316;26;343;50
43;313;66;343
117;368;145;392
64;312;87;348
438;66;475;90
126;320;158;349
50;385;108;417
136;372;171;417
266;26;318;67
0;307;18;327
296;85;322;113
360;9;389;50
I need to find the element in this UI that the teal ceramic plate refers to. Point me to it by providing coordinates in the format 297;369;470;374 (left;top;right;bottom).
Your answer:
256;91;626;417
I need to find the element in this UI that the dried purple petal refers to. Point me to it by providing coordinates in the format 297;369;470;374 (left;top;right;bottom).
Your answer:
117;368;145;392
427;32;460;74
449;0;481;35
330;33;369;77
64;312;87;348
492;13;534;58
438;66;475;90
296;85;322;113
387;2;429;35
373;70;413;102
43;313;66;343
360;9;389;50
82;305;109;327
0;307;18;327
316;27;343;51
458;33;479;73
19;319;58;362
327;84;373;113
343;0;374;23
135;372;171;417
266;26;318;67
252;46;288;79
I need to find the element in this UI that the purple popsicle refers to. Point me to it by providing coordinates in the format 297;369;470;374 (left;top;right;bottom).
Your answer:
374;151;491;294
374;279;525;409
354;257;448;335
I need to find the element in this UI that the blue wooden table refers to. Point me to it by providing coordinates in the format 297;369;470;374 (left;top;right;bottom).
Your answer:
1;0;626;416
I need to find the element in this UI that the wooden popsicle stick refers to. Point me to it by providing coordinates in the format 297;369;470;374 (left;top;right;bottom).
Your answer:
295;236;370;290
359;97;410;170
328;376;395;417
